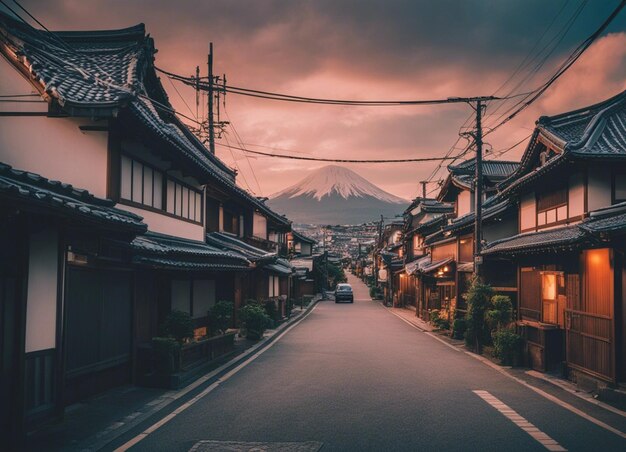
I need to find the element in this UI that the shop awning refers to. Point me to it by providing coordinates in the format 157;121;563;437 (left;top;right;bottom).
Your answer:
457;262;474;272
405;255;429;275
421;257;454;274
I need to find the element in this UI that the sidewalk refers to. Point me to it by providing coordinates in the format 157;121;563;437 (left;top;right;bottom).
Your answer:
26;297;321;452
380;301;626;436
386;305;433;332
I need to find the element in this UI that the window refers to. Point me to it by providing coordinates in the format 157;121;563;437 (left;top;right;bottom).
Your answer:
459;236;473;263
121;155;163;209
541;271;564;326
269;275;280;297
537;187;567;228
614;174;626;202
120;155;202;223
165;179;202;223
170;279;215;319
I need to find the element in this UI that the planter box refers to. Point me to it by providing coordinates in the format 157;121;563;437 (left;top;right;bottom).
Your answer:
137;332;236;389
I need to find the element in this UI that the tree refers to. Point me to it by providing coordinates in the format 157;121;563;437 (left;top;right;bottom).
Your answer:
463;278;493;354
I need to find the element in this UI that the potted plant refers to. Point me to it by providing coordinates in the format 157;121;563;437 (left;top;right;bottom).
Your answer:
239;303;271;340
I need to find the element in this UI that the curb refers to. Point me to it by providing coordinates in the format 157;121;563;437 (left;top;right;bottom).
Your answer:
80;297;321;451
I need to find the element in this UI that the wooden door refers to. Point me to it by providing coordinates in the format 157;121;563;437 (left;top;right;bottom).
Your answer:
0;221;26;447
64;268;132;404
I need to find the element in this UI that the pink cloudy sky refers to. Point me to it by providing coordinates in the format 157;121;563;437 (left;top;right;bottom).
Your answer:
6;1;626;200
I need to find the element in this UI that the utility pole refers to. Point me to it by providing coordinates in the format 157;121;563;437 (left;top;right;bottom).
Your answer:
419;181;428;199
207;42;215;154
473;98;485;279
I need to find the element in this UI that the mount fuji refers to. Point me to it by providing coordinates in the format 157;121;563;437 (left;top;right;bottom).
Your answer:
268;165;408;225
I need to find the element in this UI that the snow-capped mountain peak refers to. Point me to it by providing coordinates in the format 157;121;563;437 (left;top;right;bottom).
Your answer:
271;165;407;203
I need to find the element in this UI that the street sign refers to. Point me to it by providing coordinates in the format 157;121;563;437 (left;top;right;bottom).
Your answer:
474;255;483;265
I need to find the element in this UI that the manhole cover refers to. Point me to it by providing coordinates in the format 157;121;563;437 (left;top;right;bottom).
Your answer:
189;441;323;452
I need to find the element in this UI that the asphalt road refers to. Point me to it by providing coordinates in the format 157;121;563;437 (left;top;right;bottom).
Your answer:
116;273;626;452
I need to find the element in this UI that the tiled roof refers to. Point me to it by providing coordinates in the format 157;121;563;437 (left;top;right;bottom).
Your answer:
205;232;275;262
404;197;454;215
539;89;626;156
0;162;146;232
421;257;454;274
448;158;519;179
443;199;513;234
411;214;448;235
496;90;626;197
483;202;626;255
482;226;586;255
0;14;145;109
0;12;291;228
264;263;293;276
132;232;250;270
405;255;429;275
291;230;317;245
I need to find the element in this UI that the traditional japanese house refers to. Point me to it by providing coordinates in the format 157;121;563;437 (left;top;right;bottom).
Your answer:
0;163;147;446
400;198;453;315
0;13;291;442
374;221;404;305
288;229;317;257
483;89;626;386
417;159;518;320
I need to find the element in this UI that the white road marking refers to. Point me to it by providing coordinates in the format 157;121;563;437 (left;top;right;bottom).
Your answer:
473;390;567;451
467;353;626;440
113;303;321;452
526;370;626;419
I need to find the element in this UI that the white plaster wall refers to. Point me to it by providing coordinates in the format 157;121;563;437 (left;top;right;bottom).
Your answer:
587;168;611;212
569;172;585;218
457;190;472;217
520;192;536;231
121;204;205;241
25;228;58;353
1;58;109;197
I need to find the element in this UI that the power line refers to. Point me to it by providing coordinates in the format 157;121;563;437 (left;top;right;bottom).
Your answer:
157;68;502;106
217;142;467;163
485;0;625;136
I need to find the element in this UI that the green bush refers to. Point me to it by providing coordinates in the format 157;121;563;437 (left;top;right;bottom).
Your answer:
161;310;194;344
487;295;513;332
452;318;467;339
152;337;181;374
239;303;271;340
429;309;450;330
463;278;494;353
210;300;234;335
492;329;523;366
286;298;294;318
264;299;278;322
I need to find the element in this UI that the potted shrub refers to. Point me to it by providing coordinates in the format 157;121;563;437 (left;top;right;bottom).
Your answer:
492;328;523;366
239;303;270;340
161;310;194;344
209;300;234;336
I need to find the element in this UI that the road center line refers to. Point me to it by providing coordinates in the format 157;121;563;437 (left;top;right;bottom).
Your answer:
473;390;567;451
113;302;321;452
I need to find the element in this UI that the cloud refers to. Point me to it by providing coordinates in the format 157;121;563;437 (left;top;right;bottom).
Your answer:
8;0;626;200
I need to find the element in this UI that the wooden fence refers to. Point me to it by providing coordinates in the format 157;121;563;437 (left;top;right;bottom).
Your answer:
565;309;614;382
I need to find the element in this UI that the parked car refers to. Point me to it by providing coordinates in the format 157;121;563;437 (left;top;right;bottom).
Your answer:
334;283;354;303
